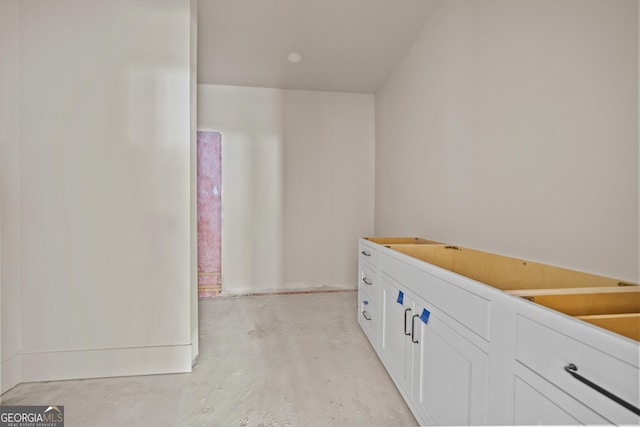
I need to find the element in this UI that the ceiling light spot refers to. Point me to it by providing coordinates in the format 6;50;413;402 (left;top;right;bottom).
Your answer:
287;52;302;63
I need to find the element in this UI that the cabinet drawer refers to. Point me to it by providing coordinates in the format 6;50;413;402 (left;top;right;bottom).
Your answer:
516;314;640;423
359;264;377;295
513;369;609;425
358;291;377;345
381;252;491;341
359;241;377;267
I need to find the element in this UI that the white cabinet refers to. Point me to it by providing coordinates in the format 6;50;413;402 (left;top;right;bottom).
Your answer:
412;301;489;426
512;363;610;425
513;311;640;425
358;291;376;341
358;240;380;347
357;237;640;426
380;275;415;395
379;273;489;426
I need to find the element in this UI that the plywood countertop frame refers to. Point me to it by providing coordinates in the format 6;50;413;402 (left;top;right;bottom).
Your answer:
365;237;443;245
373;239;639;341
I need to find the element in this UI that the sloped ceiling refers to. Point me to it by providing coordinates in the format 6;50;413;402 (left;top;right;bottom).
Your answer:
197;0;438;93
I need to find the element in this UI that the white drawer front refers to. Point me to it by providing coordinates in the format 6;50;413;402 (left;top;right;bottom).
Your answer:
513;372;610;425
359;264;376;295
358;291;376;345
359;241;377;267
516;314;640;424
380;252;491;341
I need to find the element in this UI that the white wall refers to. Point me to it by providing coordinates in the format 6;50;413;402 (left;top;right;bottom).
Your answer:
376;0;639;281
189;0;199;364
1;0;196;386
283;90;375;288
198;84;375;294
0;0;22;393
0;188;2;391
198;85;285;294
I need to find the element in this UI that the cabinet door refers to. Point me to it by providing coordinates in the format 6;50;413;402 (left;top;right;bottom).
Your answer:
411;297;489;426
380;275;414;395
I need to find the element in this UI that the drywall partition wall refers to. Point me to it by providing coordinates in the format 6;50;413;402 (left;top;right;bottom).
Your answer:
0;0;22;393
189;0;199;364
0;193;2;392
197;84;375;294
198;85;285;294
0;188;3;394
375;0;639;281
17;0;194;382
282;90;375;289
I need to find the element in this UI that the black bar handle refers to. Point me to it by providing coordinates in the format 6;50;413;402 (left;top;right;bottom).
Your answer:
362;277;372;286
564;364;640;416
361;250;371;257
404;308;412;336
411;314;419;344
362;311;371;321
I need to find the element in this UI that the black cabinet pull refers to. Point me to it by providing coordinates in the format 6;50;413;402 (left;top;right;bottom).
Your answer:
411;314;419;344
564;364;640;416
361;251;371;257
404;308;412;336
362;311;371;321
362;277;372;286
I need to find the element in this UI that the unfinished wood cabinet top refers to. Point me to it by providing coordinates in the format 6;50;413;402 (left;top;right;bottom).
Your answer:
368;237;639;341
384;243;636;291
365;237;442;245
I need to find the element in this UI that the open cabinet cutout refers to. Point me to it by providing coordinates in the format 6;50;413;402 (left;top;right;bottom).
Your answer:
197;131;222;298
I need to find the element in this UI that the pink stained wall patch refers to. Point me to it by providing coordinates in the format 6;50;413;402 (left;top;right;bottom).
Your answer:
197;131;222;298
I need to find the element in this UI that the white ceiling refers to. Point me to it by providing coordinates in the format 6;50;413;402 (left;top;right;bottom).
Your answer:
197;0;439;93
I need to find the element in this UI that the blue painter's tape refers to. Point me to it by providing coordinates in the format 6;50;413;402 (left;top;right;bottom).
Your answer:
420;308;430;324
397;291;404;305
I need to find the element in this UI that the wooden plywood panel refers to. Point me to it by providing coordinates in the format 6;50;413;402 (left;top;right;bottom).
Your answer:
508;288;640;316
387;244;634;291
382;238;639;340
576;314;640;341
451;247;626;291
366;237;443;245
386;244;455;272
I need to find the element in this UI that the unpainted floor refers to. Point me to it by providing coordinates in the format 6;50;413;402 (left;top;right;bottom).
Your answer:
1;292;417;426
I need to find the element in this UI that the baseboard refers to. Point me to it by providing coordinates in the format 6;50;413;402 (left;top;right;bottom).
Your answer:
221;285;357;297
1;354;21;394
20;344;192;383
191;329;199;366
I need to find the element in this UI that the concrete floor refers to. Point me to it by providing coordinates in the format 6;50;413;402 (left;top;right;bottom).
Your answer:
1;292;417;426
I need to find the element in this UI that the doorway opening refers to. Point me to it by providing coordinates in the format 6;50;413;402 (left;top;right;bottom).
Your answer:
197;131;222;298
